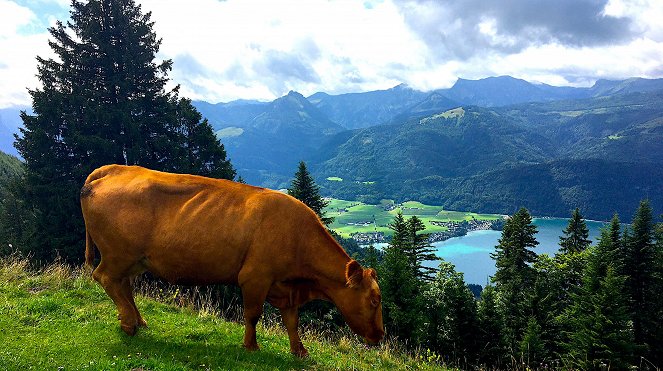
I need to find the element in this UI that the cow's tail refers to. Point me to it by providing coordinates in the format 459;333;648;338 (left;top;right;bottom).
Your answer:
81;165;114;270
84;228;95;269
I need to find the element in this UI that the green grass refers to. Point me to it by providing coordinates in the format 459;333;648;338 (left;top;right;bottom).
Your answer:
325;198;500;238
325;177;343;182
0;257;446;370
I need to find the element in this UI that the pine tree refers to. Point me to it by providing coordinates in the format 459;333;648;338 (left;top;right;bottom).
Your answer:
491;207;539;354
622;200;659;361
14;0;234;263
559;208;591;254
423;261;479;366
172;98;235;179
287;161;332;225
520;317;545;367
404;215;437;281
379;212;421;342
476;284;506;367
566;223;633;370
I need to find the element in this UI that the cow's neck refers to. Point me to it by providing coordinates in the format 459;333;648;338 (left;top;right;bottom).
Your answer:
303;231;352;301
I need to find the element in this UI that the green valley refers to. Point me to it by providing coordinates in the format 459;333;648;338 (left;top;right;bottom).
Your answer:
324;198;502;241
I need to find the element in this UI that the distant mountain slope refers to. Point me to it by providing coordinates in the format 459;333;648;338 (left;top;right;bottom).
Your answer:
313;91;663;219
438;75;663;107
221;91;345;187
308;84;429;129
193;100;268;129
0;150;23;183
0;106;29;157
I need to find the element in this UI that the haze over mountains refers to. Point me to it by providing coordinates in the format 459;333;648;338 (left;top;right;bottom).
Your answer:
2;75;663;219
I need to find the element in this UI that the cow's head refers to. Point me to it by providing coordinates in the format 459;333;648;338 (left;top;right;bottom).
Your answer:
338;260;385;344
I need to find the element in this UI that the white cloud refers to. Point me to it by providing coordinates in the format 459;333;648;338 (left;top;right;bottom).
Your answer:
0;0;662;107
0;1;54;108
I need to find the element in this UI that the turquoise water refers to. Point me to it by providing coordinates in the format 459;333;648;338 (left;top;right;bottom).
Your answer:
423;218;607;285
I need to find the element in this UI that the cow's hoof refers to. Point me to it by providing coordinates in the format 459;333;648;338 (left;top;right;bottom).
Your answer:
291;346;309;358
243;343;260;352
138;318;148;328
121;323;137;336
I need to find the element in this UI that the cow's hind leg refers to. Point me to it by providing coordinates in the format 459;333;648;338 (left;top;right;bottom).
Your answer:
93;261;141;335
121;277;147;328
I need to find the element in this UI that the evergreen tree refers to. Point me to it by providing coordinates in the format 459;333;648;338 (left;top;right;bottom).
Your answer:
622;200;660;361
14;0;234;263
362;244;381;270
559;208;591;254
566;224;633;370
287;161;332;225
172;98;235;179
404;215;437;281
423;261;479;366
520;317;545;368
476;284;506;367
491;207;539;354
379;212;421;342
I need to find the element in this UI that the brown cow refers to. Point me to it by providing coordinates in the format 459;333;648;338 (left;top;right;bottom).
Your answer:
80;164;384;357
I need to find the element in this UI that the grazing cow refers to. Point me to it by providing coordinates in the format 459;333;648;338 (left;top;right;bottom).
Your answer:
80;165;384;357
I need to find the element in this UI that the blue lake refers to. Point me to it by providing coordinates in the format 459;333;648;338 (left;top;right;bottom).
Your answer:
423;218;607;285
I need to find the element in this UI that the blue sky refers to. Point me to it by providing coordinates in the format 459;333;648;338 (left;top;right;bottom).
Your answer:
1;0;662;108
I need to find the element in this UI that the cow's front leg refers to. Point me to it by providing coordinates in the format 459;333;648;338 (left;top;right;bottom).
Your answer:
280;306;308;357
239;278;270;351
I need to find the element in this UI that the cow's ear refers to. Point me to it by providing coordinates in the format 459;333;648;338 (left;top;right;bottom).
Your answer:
345;260;364;288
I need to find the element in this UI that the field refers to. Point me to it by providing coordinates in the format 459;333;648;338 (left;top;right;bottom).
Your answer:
325;198;501;239
0;257;445;370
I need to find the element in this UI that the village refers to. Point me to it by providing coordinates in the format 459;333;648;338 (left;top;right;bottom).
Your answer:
347;217;505;245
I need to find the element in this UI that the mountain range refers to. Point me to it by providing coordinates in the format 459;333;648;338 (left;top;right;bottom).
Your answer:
2;76;663;219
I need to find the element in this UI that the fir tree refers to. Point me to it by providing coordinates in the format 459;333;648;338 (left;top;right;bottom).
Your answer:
559;208;591;254
476;284;506;367
404;215;438;281
287;161;332;225
520;317;545;367
423;261;479;366
172;98;235;179
622;200;659;361
491;207;539;353
566;227;633;370
14;0;234;263
379;212;421;342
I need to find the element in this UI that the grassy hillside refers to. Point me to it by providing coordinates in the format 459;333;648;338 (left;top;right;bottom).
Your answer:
0;256;445;370
0;151;23;182
325;198;499;239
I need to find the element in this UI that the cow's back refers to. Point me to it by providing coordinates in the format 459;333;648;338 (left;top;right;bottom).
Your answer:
81;165;304;285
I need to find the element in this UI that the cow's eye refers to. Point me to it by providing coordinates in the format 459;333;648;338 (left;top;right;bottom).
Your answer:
370;298;379;307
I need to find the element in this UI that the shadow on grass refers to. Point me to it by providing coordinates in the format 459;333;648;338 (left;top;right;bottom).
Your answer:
102;328;317;370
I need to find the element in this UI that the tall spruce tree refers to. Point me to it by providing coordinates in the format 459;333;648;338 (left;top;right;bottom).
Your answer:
172;98;235;179
622;200;661;365
287;161;332;225
491;207;539;354
404;215;437;281
15;0;234;263
379;212;421;342
476;284;506;367
566;217;633;370
559;208;591;254
423;261;479;366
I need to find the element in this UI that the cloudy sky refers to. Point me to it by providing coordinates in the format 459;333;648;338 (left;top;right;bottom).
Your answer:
1;0;662;107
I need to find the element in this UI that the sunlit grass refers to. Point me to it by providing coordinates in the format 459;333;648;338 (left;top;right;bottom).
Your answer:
325;198;499;238
0;255;447;370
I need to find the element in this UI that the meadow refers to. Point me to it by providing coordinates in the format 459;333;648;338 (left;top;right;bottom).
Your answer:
324;198;501;239
0;256;446;370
